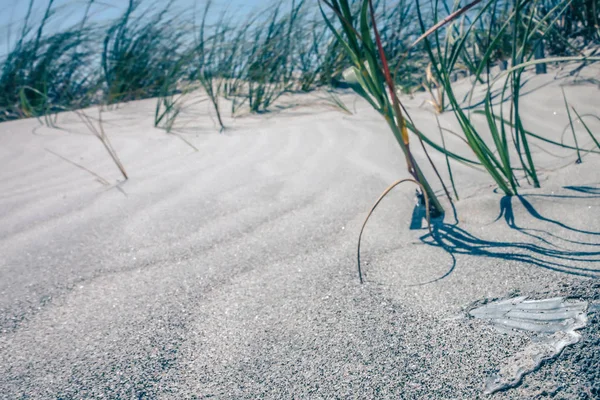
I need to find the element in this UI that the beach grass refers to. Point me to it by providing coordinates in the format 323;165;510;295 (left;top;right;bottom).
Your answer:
2;0;597;120
320;0;448;216
1;0;599;191
415;0;600;194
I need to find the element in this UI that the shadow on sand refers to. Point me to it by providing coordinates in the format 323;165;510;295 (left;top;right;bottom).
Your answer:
417;186;600;284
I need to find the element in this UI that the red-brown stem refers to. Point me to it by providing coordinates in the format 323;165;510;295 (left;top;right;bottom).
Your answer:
368;0;411;166
411;0;484;48
368;0;451;209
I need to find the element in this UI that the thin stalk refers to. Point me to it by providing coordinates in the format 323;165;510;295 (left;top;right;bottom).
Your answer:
562;87;582;163
571;107;600;151
435;114;459;200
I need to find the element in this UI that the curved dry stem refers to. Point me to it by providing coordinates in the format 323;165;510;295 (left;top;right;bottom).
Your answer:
357;178;433;284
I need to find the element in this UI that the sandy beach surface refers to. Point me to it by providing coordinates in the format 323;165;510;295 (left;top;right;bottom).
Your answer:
1;67;599;399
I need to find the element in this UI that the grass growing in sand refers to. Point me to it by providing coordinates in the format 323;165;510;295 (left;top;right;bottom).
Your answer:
319;0;448;217
414;0;600;195
316;0;599;281
1;0;599;192
2;0;597;119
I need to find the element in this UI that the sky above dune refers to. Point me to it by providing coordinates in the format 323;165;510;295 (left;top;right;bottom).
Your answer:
0;0;276;56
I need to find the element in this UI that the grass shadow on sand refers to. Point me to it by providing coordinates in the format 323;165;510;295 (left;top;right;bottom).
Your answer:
419;187;600;282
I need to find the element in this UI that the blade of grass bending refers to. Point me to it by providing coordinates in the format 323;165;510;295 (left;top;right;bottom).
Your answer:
475;111;600;155
511;1;540;187
323;0;362;54
493;56;600;84
496;76;518;188
484;91;514;190
512;73;540;186
97;109;128;180
325;90;352;114
342;67;380;110
367;0;405;143
319;1;362;67
467;4;517;109
395;94;455;204
319;1;384;103
361;0;386;106
561;87;582;163
404;119;481;165
443;0;497;78
357;178;432;284
571;107;600;151
436;114;459;200
498;78;533;188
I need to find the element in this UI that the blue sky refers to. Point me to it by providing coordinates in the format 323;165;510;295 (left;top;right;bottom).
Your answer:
0;0;275;56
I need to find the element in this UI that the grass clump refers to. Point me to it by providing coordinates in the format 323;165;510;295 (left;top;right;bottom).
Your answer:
1;0;599;136
1;0;96;121
415;0;600;195
101;0;186;105
244;1;306;113
192;1;228;131
320;0;447;216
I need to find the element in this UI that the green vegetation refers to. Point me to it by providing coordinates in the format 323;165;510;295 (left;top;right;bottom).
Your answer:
1;0;96;121
1;0;599;193
413;0;600;195
0;0;345;123
2;0;597;120
320;0;447;216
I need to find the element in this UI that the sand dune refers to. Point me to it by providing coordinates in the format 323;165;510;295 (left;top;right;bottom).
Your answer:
0;68;599;398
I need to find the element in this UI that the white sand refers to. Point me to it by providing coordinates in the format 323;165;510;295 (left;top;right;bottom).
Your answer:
0;65;599;398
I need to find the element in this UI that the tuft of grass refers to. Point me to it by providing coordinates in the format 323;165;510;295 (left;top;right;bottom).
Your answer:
101;0;186;105
1;0;97;122
243;1;307;113
194;1;226;131
320;0;447;216
415;0;600;195
416;0;518;195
